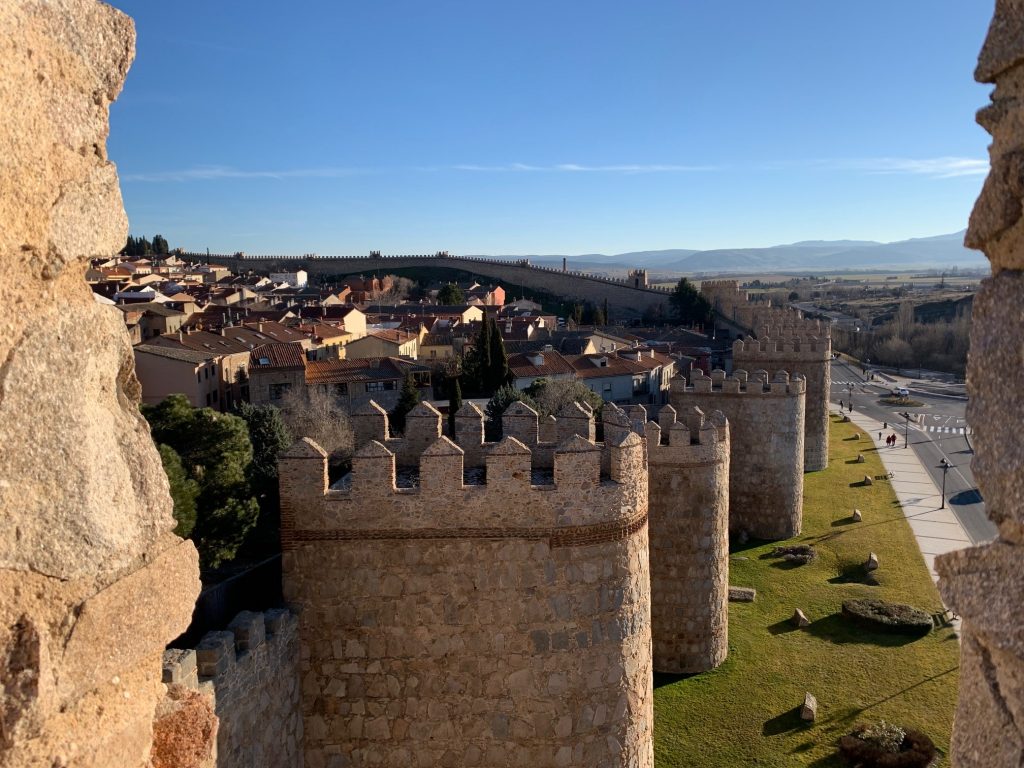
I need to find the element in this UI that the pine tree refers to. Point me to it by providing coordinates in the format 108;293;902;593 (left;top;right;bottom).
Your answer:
390;373;421;434
448;377;462;437
152;234;170;255
158;444;199;538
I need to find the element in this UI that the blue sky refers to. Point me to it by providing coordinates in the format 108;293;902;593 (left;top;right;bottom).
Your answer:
108;1;994;255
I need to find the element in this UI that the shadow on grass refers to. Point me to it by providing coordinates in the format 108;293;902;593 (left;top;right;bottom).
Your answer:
768;618;799;636
729;536;775;555
843;435;861;442
830;517;858;527
653;671;697;689
844;457;867;465
848;478;874;488
804;613;921;647
828;563;880;587
762;705;811;736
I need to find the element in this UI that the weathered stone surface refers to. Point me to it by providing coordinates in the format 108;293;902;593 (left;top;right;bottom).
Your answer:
852;509;863;522
865;552;879;572
0;3;204;766
58;540;199;700
151;685;218;768
966;272;1024;538
937;4;1024;763
0;0;176;582
791;609;810;628
728;587;756;603
800;692;818;721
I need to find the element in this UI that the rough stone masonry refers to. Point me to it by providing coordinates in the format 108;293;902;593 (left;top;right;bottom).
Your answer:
936;1;1024;764
0;2;203;766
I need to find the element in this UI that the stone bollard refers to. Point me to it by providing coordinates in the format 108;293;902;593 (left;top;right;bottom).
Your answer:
865;552;879;572
856;453;865;463
852;509;863;522
862;475;873;486
791;609;810;628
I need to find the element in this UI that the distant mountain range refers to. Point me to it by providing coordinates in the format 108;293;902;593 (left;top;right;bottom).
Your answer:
475;231;985;274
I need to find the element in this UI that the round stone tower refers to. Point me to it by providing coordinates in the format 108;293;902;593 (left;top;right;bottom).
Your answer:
671;369;805;540
733;328;832;472
280;404;654;767
645;405;731;674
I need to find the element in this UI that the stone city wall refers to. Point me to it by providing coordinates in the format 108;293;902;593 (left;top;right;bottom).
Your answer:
161;610;303;768
645;405;731;674
936;2;1024;763
279;429;653;767
733;335;832;472
671;369;805;540
187;253;672;319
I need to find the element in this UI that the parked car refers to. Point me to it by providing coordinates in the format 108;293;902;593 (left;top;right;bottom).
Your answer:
893;387;910;397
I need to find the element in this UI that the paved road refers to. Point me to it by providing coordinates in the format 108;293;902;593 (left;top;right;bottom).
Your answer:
829;359;996;544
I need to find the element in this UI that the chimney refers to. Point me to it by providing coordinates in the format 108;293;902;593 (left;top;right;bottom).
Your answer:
258;322;264;333
562;257;567;272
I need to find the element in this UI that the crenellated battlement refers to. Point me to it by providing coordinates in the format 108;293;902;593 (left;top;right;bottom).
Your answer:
673;368;807;397
165;609;297;688
733;335;832;360
163;609;302;768
279;427;647;539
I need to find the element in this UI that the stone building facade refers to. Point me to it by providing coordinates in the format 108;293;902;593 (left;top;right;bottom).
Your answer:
279;408;654;767
935;1;1024;764
671;369;806;540
733;332;832;472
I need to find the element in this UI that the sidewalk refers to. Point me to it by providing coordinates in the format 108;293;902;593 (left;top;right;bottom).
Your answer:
840;408;973;584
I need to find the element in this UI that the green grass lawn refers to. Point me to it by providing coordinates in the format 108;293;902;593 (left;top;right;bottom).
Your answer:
653;414;959;767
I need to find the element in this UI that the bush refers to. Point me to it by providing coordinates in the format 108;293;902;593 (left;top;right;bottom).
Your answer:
842;599;933;635
839;722;937;767
771;544;817;565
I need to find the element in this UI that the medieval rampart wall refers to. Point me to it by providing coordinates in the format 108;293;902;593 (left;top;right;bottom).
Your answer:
671;369;805;539
185;252;671;319
162;609;303;768
279;430;653;767
733;336;831;472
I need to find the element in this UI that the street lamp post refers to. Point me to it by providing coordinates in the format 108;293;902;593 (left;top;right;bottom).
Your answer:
940;458;951;509
903;412;910;449
848;383;854;413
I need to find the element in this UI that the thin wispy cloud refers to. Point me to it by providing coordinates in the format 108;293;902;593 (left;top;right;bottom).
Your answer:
452;162;717;173
828;157;989;179
121;165;372;182
123;162;718;182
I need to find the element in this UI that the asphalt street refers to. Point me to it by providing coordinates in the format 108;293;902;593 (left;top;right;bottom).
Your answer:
828;359;996;544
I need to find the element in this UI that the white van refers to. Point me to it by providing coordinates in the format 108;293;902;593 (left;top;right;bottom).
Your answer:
893;387;910;397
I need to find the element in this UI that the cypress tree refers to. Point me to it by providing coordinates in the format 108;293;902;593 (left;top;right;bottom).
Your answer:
448;378;462;437
390;372;421;434
487;317;511;392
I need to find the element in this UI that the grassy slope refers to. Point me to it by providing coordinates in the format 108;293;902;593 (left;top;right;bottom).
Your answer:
653;415;959;767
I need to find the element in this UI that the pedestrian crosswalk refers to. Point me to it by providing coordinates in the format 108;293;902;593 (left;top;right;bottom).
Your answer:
918;425;968;435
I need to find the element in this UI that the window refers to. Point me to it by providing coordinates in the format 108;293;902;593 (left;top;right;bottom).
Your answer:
212;390;218;402
270;383;292;401
334;383;349;398
197;371;202;384
366;381;384;393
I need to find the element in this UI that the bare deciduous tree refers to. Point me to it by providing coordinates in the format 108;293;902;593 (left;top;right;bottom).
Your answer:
278;385;353;468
